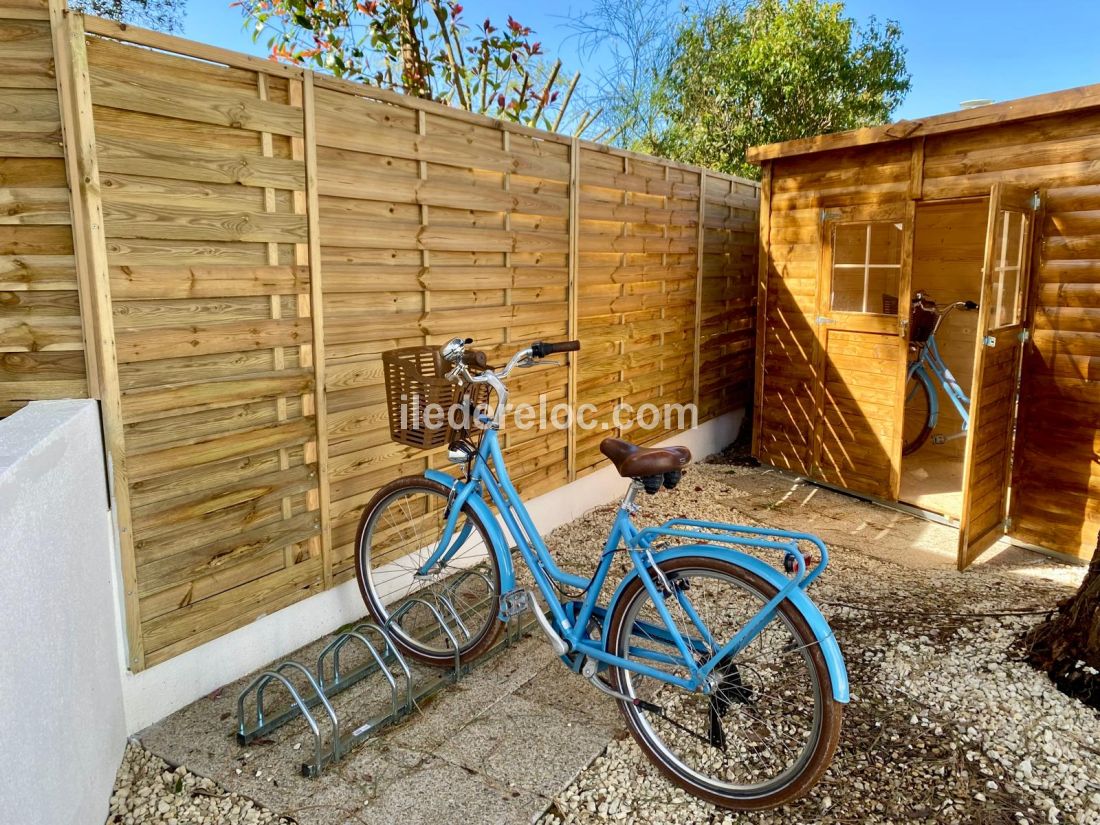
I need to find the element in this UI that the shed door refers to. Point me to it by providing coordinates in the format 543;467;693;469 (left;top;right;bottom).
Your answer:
811;209;907;500
957;184;1038;569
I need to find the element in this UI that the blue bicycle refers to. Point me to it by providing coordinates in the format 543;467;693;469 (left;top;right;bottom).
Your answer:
903;292;980;456
355;338;848;809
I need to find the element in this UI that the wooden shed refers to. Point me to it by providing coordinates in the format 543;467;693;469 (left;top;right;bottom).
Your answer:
748;85;1100;568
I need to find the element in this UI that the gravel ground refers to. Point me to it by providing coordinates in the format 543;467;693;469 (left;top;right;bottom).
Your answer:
108;741;290;825
108;457;1099;825
537;460;1099;825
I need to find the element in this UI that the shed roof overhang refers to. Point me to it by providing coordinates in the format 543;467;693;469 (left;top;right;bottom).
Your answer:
745;81;1100;164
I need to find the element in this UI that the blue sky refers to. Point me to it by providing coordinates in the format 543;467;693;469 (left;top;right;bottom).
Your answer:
184;0;1100;122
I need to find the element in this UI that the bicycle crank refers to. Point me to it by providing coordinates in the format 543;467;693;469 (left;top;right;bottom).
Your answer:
583;662;718;750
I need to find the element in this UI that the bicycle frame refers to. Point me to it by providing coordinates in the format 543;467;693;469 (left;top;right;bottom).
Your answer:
908;333;970;432
415;425;836;696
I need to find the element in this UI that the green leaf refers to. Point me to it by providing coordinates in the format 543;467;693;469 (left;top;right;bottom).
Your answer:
646;0;909;178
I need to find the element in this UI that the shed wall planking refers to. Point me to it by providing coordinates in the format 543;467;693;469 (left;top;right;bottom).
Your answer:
756;143;911;482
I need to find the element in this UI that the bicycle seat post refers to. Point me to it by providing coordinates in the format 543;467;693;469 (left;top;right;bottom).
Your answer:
619;479;644;513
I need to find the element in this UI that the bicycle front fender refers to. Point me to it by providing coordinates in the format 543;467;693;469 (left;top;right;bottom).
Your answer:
915;367;939;428
603;545;849;703
423;469;516;602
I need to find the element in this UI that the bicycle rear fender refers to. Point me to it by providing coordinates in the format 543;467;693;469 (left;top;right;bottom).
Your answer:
423;469;516;598
603;545;850;703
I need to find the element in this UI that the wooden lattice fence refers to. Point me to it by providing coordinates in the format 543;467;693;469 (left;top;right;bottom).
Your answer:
0;0;759;669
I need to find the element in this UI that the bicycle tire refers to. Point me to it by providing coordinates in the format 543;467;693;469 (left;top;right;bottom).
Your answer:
354;476;503;668
605;555;843;810
902;370;934;456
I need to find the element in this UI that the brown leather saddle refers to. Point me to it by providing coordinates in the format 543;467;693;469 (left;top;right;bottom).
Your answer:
600;437;691;479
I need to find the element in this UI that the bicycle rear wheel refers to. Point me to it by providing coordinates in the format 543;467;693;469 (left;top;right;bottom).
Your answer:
605;556;842;810
902;370;934;456
355;477;503;667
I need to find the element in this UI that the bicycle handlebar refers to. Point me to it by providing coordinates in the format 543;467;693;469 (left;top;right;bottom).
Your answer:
531;340;580;358
911;293;980;343
913;291;979;315
461;349;489;369
440;337;581;428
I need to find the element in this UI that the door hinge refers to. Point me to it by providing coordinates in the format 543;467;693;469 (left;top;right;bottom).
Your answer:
1017;329;1030;343
1030;191;1040;211
815;316;835;326
1003;515;1013;532
983;335;996;347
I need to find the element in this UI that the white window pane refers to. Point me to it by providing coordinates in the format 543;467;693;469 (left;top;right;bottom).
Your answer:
831;221;903;314
987;210;1027;329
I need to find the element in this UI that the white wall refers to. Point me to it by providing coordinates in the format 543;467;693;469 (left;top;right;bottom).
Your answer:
120;408;745;732
0;400;126;825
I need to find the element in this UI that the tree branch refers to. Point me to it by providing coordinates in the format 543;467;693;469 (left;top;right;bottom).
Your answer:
528;59;562;126
427;0;469;109
552;71;581;133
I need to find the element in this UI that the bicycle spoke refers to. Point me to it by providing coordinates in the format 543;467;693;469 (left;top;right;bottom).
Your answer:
358;483;500;660
613;561;829;798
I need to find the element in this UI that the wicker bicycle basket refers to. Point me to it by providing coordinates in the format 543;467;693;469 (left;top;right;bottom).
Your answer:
909;295;938;344
381;346;486;449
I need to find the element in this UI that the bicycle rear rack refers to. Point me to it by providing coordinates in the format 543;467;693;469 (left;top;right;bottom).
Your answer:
236;595;533;777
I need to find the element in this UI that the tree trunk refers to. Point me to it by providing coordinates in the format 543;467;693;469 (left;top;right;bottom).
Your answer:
396;0;430;99
1023;530;1100;704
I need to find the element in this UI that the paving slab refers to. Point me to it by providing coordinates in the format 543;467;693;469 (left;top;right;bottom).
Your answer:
435;693;614;798
699;463;1083;586
513;661;619;729
137;623;623;825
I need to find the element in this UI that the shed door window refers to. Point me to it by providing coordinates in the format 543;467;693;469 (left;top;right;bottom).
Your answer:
988;210;1028;329
831;221;902;313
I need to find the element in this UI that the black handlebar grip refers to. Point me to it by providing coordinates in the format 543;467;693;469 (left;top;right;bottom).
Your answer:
531;340;581;358
461;349;489;369
964;300;979;310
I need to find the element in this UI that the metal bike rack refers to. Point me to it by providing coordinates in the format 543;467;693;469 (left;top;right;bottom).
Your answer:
236;596;535;777
236;660;342;777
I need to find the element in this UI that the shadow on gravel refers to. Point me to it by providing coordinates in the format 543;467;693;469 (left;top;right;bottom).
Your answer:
815;608;1036;825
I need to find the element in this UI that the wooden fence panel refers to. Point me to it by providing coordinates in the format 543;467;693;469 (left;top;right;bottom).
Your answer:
84;34;326;667
0;0;88;419
575;147;705;476
700;174;759;422
0;4;760;667
311;78;573;581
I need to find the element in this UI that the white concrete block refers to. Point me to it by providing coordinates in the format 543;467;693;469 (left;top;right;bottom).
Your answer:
0;400;126;825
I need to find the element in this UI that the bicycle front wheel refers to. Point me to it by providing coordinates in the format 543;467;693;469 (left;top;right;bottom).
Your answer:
355;477;503;667
606;556;843;810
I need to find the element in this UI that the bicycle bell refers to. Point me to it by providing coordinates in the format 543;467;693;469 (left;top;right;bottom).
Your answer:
441;337;472;364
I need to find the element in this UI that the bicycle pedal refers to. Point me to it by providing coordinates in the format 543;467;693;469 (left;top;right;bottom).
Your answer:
499;588;529;620
931;434;946;445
